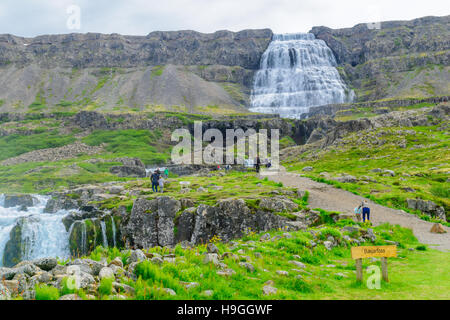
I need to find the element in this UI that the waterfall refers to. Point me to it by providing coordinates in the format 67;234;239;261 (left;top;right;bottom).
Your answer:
0;195;70;266
100;220;108;248
250;33;354;119
111;216;117;248
81;221;87;255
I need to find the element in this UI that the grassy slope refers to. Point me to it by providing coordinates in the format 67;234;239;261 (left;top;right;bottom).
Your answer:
30;172;447;300
32;223;450;300
284;123;449;223
0;126;173;193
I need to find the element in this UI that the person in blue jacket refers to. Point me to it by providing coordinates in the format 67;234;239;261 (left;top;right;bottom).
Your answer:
362;205;371;223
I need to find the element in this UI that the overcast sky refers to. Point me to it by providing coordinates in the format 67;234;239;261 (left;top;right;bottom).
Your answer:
0;0;448;37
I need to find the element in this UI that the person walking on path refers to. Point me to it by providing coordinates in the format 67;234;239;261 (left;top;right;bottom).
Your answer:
151;170;160;192
158;176;165;193
354;204;362;222
362;205;371;223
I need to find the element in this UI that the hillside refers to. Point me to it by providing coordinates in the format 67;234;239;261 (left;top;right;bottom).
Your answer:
0;16;449;114
311;15;450;101
0;29;272;112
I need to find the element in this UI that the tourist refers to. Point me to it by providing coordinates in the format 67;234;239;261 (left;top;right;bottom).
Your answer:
255;156;261;173
158;176;165;193
164;168;169;178
151;170;160;192
354;205;362;222
362;205;371;223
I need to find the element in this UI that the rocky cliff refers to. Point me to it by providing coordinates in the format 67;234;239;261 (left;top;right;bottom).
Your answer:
0;29;272;112
311;15;450;101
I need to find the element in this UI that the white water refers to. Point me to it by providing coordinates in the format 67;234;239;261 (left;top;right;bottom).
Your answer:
111;216;117;248
100;220;108;248
0;194;71;266
250;33;354;119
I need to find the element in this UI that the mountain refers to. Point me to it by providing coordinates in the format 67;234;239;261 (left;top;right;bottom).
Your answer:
311;15;450;101
0;15;448;113
0;29;272;112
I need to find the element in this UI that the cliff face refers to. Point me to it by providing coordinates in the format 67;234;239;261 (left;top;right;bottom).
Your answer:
0;29;273;112
311;15;450;101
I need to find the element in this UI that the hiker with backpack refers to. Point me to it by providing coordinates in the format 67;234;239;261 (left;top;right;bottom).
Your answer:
150;170;160;192
361;201;371;223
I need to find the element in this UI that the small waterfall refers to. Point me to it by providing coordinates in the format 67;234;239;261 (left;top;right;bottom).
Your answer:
250;32;354;118
111;216;117;248
81;221;87;255
100;220;108;248
0;194;70;266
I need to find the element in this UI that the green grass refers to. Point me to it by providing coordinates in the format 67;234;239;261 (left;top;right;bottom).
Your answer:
284;124;449;222
0;131;75;161
35;284;60;300
46;222;450;300
151;65;165;78
82;129;171;165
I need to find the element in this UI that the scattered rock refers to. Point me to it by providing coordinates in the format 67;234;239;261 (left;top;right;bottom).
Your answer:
262;285;277;295
276;270;289;276
430;223;447;234
32;258;57;272
99;267;115;281
58;294;83;300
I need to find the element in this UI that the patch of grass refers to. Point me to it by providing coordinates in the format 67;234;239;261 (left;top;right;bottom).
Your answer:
0;131;75;161
82;129;171;165
35;284;60;300
99;278;114;296
284;124;449;222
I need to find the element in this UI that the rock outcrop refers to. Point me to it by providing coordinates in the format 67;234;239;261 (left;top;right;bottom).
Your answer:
406;198;446;221
311;15;450;101
122;196;305;249
0;29;272;111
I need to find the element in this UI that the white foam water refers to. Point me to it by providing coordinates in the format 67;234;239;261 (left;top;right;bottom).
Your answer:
250;33;354;119
0;194;71;266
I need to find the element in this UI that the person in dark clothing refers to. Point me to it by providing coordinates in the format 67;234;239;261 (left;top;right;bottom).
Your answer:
255;157;261;173
362;206;370;222
150;171;160;192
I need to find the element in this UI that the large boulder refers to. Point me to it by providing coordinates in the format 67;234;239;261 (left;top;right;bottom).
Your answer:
407;199;446;221
32;258;57;271
44;197;79;214
122;197;181;249
2;216;41;267
109;165;146;178
68;219;104;257
3;194;37;209
259;196;298;212
189;199;289;244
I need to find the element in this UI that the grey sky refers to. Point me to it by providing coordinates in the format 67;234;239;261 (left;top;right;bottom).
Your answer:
0;0;448;37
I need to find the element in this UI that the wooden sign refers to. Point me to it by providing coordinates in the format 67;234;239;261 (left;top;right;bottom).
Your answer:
351;245;397;283
351;245;397;259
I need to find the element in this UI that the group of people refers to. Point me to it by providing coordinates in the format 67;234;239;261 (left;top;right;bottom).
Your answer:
354;201;371;223
150;168;169;193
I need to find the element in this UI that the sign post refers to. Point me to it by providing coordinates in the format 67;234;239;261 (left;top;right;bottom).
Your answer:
351;245;397;283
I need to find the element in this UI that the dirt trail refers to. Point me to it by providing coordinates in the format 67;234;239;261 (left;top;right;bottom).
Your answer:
262;167;450;251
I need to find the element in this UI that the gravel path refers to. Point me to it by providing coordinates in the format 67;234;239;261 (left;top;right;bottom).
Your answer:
262;167;450;251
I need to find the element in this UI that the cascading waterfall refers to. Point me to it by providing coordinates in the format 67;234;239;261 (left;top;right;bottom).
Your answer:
250;33;354;119
100;220;108;248
0;194;71;266
111;216;117;248
81;221;87;255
